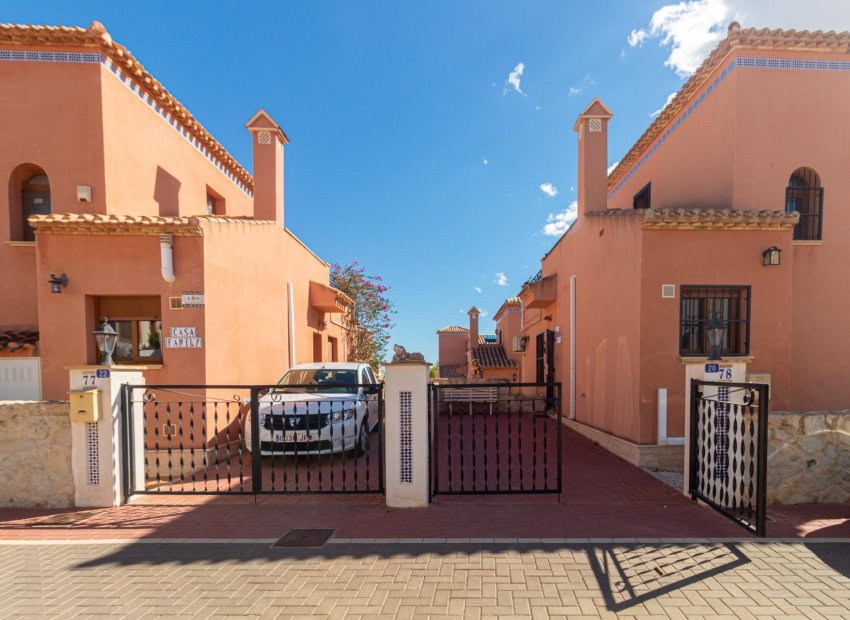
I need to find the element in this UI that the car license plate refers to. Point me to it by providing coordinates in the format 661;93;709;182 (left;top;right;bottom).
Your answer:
274;432;313;443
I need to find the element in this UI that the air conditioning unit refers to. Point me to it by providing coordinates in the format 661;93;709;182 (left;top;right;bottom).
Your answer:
512;336;529;353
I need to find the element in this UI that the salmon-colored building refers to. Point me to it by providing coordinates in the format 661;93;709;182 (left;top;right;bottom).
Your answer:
514;23;850;467
0;22;351;400
436;307;518;381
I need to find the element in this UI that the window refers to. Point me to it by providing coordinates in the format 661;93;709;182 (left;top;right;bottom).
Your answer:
205;187;225;216
8;165;50;242
679;286;750;357
633;182;651;210
535;333;545;383
360;368;370;385
785;168;823;240
96;296;162;364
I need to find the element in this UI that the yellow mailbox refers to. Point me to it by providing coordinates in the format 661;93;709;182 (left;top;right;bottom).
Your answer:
69;389;100;423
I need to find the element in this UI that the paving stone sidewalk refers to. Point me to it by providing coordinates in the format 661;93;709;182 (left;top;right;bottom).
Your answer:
0;540;847;618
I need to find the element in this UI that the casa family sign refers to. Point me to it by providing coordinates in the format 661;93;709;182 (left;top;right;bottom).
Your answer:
165;326;203;349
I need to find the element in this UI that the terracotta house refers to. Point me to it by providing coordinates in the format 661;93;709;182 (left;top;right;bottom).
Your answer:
514;23;850;467
0;21;351;400
436;307;518;381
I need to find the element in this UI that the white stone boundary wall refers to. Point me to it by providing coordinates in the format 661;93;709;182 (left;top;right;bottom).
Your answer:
0;401;74;508
768;411;850;505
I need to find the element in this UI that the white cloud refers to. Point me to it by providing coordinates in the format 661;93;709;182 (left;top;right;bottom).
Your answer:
607;161;620;176
505;62;525;95
543;201;578;237
479;310;489;318
629;0;850;78
483;158;488;166
568;86;582;96
494;272;509;286
628;29;648;47
650;92;678;117
473;286;483;293
539;183;558;197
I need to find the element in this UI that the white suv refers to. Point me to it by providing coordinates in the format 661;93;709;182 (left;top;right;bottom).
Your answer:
244;362;380;457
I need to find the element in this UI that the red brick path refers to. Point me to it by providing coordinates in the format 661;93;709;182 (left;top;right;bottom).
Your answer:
0;428;846;540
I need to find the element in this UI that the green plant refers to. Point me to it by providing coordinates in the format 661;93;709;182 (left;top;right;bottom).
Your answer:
330;261;396;372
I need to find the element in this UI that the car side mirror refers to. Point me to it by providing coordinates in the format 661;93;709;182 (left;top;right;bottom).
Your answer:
364;385;379;395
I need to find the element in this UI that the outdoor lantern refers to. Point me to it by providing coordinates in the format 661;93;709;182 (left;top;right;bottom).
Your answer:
763;246;781;266
48;273;68;294
706;315;727;361
93;317;119;366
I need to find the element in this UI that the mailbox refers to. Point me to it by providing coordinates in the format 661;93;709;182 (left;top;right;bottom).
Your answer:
69;389;99;423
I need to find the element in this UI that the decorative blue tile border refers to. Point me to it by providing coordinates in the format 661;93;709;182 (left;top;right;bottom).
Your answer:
1;50;252;197
400;391;413;484
608;56;850;200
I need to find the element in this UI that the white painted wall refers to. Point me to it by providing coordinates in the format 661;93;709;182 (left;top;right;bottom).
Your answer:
383;361;430;508
69;367;144;507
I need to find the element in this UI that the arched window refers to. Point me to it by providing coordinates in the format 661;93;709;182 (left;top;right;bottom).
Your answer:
8;164;51;242
785;167;823;241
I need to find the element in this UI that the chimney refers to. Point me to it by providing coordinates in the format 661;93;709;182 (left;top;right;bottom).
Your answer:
573;98;613;213
468;306;480;350
245;108;289;224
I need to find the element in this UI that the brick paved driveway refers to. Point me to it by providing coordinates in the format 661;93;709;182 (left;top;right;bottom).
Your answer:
0;540;847;618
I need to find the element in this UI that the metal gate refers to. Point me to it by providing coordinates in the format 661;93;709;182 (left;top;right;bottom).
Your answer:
689;379;769;536
121;383;384;496
429;382;562;495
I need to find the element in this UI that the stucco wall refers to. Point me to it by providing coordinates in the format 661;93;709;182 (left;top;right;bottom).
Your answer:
768;410;850;505
0;401;74;508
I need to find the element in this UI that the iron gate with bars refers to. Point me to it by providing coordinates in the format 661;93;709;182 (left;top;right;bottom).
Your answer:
121;383;384;496
689;379;769;536
429;382;562;495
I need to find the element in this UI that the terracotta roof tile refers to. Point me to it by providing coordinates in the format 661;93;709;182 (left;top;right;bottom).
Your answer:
28;213;202;235
0;329;39;357
608;23;850;191
472;344;517;369
437;325;469;334
641;208;799;230
439;364;464;379
0;21;253;192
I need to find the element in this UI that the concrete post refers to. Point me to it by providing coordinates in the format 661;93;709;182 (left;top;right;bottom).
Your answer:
383;361;430;508
68;367;145;507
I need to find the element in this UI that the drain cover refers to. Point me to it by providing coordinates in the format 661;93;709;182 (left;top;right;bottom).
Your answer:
272;528;335;548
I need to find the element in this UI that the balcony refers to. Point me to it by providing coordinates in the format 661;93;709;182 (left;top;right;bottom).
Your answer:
520;274;557;309
309;281;352;314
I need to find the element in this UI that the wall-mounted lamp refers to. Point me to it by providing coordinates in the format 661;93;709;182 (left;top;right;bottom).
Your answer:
49;273;68;294
93;317;119;366
762;246;781;266
319;320;328;330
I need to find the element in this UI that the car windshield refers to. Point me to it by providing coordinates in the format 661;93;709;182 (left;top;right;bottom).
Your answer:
275;368;359;394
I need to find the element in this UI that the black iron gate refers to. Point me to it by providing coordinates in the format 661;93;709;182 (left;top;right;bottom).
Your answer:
689;379;769;536
121;383;384;496
429;382;562;495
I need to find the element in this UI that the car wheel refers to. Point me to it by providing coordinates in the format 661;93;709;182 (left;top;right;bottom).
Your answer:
354;423;368;457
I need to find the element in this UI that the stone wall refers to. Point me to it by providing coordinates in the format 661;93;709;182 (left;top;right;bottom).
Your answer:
0;401;74;508
768;411;850;504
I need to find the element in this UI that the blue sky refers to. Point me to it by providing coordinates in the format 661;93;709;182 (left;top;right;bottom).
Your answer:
6;1;847;363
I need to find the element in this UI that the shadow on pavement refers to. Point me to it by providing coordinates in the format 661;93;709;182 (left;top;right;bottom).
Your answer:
73;541;753;612
586;543;748;611
807;538;850;578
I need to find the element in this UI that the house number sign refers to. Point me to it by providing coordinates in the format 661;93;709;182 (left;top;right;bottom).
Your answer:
181;292;205;307
165;326;203;349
